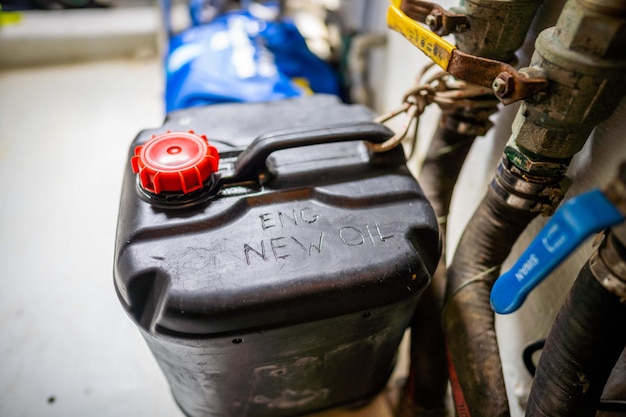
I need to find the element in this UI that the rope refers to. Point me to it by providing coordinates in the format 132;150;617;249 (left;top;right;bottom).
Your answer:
368;63;498;153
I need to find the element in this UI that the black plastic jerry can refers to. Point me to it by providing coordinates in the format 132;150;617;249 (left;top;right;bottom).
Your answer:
113;96;440;417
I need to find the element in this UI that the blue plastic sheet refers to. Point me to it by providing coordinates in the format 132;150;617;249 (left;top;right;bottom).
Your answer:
165;10;340;112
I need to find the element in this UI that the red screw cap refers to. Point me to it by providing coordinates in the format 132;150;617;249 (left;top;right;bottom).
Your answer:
131;131;219;194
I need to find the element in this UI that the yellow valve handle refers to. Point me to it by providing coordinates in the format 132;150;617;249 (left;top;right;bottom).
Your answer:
386;0;548;105
387;1;456;70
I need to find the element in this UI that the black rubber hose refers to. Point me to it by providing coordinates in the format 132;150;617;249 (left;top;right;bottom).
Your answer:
399;122;478;417
443;185;538;417
522;339;545;377
598;344;626;416
525;261;626;417
400;284;449;417
418;123;477;219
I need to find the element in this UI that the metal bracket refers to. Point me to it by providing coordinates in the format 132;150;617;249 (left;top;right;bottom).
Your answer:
387;1;548;105
400;0;469;35
448;52;548;105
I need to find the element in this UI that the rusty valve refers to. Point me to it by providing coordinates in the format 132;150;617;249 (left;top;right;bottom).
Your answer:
388;0;549;105
401;0;470;35
447;52;548;105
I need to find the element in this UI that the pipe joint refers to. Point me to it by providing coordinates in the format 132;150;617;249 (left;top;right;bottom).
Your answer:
553;0;626;59
451;0;543;61
508;1;626;161
504;140;570;177
491;156;572;215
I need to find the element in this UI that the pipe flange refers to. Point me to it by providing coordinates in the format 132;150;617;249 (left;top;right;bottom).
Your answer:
590;250;626;303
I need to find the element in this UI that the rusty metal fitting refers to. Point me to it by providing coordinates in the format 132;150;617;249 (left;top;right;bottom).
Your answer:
447;52;548;105
518;66;549;103
553;0;626;59
534;180;574;216
425;12;442;31
496;157;555;194
590;225;626;302
492;72;514;99
389;3;548;105
451;0;543;61
401;0;470;36
504;141;570;177
491;156;572;215
519;66;546;80
509;1;626;161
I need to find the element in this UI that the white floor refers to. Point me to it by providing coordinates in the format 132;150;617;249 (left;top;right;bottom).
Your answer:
0;58;182;417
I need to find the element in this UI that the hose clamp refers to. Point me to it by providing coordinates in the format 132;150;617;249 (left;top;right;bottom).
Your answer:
590;231;626;302
491;156;572;215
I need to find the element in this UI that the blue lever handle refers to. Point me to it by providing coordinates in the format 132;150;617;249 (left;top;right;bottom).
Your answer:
490;188;625;314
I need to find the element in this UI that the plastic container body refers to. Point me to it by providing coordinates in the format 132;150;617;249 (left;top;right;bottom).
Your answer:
114;95;440;417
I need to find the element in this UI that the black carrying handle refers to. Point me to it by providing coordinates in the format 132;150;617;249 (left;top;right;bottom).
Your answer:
225;121;395;184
